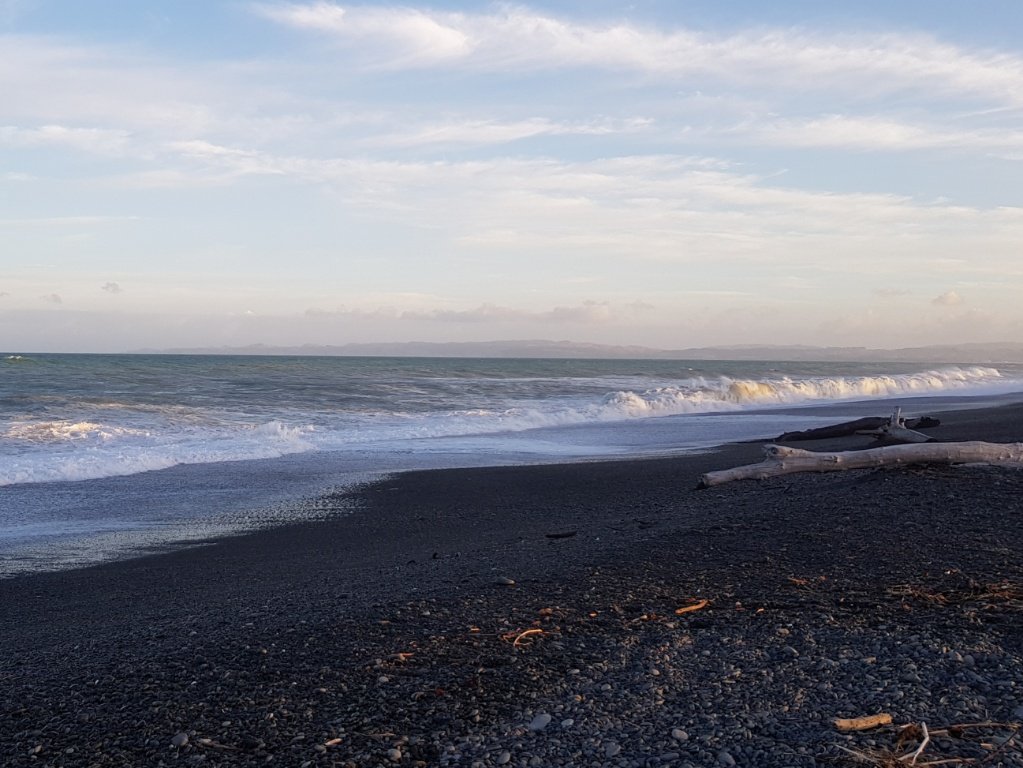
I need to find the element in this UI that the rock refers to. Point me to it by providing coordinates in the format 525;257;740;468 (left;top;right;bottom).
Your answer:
496;576;516;586
171;732;189;749
387;747;402;761
605;741;621;757
528;713;552;731
497;750;511;764
718;750;736;766
1012;704;1023;720
671;729;689;742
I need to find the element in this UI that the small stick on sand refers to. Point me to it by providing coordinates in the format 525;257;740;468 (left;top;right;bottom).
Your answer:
511;628;544;647
834;713;894;732
674;599;709;615
899;721;929;764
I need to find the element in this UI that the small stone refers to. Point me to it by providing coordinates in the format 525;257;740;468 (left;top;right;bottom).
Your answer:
239;736;264;751
1012;704;1023;720
560;718;574;727
718;750;736;766
605;742;621;757
28;746;43;756
387;747;402;761
171;733;189;749
528;713;552;731
497;750;511;764
671;728;689;742
496;576;516;586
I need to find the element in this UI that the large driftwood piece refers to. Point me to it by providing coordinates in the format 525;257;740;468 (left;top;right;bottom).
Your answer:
777;414;939;442
699;441;1023;488
854;406;931;445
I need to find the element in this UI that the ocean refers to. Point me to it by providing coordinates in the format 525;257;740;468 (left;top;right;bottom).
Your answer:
3;353;1022;576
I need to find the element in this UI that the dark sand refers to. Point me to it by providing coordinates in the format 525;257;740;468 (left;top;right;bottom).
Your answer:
3;402;1023;766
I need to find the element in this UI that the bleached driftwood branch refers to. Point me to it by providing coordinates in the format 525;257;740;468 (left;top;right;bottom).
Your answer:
698;441;1023;488
777;407;940;444
854;406;931;444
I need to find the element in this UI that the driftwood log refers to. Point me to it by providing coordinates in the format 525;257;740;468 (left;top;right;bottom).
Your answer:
856;407;932;445
698;441;1023;488
778;415;940;442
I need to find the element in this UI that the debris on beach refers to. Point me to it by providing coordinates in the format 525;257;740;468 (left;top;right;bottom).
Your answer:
833;713;893;732
698;440;1023;487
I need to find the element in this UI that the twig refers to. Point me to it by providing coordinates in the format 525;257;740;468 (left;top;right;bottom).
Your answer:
899;722;929;764
674;599;709;615
511;628;543;647
835;713;893;732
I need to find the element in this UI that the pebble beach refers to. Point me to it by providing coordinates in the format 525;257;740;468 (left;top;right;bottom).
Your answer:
3;401;1023;767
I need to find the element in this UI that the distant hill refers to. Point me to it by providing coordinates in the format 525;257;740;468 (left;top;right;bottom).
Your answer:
146;340;1023;363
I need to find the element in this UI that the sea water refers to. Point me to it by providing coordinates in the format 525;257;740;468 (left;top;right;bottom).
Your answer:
3;353;1022;575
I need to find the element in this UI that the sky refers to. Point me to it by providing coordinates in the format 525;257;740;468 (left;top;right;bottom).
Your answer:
2;1;1022;352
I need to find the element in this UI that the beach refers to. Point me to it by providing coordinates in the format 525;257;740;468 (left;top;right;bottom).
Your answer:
2;402;1023;767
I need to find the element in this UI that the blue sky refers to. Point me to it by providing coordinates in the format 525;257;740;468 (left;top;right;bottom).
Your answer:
2;1;1022;352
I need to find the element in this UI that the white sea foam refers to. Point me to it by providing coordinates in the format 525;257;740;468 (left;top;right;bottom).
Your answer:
598;366;1008;417
1;365;1018;486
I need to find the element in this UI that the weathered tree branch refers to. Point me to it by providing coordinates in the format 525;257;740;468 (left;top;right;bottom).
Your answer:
778;416;938;442
698;441;1023;488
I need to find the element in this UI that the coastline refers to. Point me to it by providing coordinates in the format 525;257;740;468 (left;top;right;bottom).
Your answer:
3;401;1023;766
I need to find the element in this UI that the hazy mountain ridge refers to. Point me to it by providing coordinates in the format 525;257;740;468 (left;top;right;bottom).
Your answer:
146;340;1023;363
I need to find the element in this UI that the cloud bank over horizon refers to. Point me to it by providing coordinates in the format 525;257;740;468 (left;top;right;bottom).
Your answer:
2;1;1022;352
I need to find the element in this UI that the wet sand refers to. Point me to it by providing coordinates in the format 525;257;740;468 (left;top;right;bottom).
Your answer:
2;401;1023;766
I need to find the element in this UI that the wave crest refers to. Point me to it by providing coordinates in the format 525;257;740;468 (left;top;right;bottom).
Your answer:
600;366;1004;417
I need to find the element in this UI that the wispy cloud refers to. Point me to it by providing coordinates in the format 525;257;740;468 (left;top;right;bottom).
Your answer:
737;115;1023;153
932;290;964;306
364;116;653;148
257;4;1023;106
0;124;132;154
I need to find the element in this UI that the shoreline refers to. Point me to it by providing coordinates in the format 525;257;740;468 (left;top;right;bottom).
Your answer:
3;401;1023;766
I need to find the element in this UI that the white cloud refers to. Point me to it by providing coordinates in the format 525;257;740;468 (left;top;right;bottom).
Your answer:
257;5;1023;106
364;116;653;148
0;124;132;155
738;115;1023;153
258;2;473;65
101;282;122;294
40;293;61;304
932;290;964;306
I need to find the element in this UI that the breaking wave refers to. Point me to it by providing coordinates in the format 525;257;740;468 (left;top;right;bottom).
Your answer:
1;365;1017;486
598;366;1007;418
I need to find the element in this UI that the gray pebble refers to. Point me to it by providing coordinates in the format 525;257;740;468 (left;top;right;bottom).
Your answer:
671;728;689;741
529;713;552;731
171;732;189;749
605;741;621;757
497;750;511;765
718;750;736;766
387;747;402;761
